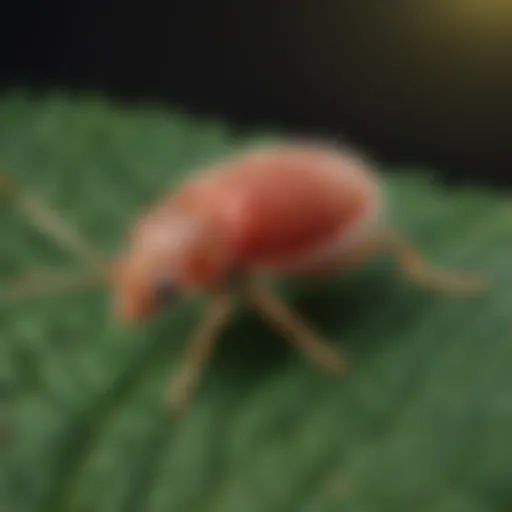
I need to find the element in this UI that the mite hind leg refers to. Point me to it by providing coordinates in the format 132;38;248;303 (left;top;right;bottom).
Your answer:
315;226;487;296
385;230;487;296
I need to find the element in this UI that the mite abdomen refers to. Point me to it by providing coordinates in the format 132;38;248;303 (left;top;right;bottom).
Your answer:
171;143;383;275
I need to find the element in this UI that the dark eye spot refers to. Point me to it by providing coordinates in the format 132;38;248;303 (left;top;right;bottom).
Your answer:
153;278;178;304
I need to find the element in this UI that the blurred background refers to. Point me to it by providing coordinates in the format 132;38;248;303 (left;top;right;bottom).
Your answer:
1;0;511;188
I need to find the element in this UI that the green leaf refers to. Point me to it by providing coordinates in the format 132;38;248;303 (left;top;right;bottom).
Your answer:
1;91;511;512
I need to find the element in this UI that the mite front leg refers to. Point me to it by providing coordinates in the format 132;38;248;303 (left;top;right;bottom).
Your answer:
2;267;103;301
387;231;487;296
1;173;109;298
164;292;233;413
246;283;347;374
1;172;105;268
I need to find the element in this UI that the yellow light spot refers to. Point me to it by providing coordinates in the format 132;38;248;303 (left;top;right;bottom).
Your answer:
442;0;512;29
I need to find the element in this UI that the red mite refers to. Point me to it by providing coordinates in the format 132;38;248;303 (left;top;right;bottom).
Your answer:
1;141;484;412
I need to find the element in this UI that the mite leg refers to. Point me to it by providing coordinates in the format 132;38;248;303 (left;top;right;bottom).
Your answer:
1;267;103;301
0;173;105;267
315;227;486;296
1;173;108;296
245;282;347;374
386;230;487;295
164;292;233;413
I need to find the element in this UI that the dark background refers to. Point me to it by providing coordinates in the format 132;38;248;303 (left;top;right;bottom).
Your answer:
1;0;511;189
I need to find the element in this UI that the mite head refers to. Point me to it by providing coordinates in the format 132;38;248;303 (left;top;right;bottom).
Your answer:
112;207;227;323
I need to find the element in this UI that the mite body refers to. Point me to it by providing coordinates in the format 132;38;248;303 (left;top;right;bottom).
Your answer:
1;142;484;413
115;144;382;320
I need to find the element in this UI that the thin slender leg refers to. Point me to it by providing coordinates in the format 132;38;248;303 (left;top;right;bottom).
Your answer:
1;173;108;296
386;230;487;296
164;292;233;413
1;172;105;267
2;267;103;301
246;283;347;374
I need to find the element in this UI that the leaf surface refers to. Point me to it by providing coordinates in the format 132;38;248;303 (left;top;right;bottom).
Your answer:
0;92;511;512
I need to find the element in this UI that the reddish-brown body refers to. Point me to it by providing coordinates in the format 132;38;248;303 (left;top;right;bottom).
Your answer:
173;146;379;269
116;144;382;319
